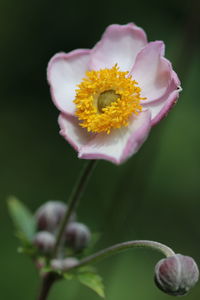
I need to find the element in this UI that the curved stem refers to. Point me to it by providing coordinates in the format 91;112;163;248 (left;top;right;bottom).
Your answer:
53;160;97;257
68;240;175;271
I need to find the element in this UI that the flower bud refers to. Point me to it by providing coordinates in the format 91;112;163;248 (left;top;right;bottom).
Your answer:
50;259;63;270
35;258;45;270
35;201;76;232
154;254;199;296
51;257;79;271
33;231;55;254
64;222;91;252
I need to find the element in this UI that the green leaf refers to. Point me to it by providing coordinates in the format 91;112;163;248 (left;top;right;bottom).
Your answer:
77;270;105;298
63;266;105;298
7;196;36;241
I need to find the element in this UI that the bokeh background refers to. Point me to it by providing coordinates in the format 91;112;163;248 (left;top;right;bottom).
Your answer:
1;0;200;299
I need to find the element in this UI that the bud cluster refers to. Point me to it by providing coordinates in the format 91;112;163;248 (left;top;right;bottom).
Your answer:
32;201;91;264
31;201;199;296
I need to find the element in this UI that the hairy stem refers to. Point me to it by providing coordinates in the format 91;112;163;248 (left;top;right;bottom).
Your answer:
37;160;97;300
53;160;97;257
37;273;57;300
68;240;175;271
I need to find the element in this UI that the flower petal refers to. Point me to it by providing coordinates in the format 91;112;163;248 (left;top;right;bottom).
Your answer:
78;110;151;165
89;23;147;72
143;86;181;126
131;41;173;101
58;114;92;151
47;49;90;116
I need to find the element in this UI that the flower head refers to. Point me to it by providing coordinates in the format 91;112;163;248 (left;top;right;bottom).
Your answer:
47;23;181;164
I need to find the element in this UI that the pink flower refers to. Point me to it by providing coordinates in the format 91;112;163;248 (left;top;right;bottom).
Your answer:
47;23;181;165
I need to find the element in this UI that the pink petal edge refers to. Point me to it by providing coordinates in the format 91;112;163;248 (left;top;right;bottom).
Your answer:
141;67;181;123
58;114;92;151
131;41;174;102
47;49;91;116
121;111;151;162
151;87;181;126
89;23;147;71
78;110;151;165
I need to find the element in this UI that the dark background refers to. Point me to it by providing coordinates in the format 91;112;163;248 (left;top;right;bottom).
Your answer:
1;0;200;299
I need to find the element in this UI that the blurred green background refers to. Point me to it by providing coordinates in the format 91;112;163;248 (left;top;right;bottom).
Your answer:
1;0;200;299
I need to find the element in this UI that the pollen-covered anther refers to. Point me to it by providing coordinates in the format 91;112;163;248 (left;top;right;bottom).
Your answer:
74;65;145;134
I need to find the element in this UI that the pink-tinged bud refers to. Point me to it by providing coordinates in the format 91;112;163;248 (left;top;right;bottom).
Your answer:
50;259;63;270
33;231;55;254
51;257;79;271
64;222;91;252
35;258;45;270
35;201;76;232
155;254;199;296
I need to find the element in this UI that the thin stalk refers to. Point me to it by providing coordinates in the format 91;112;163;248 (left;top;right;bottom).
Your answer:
68;240;175;271
53;160;97;257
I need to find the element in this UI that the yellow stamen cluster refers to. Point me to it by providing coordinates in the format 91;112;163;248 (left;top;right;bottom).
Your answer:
74;64;145;134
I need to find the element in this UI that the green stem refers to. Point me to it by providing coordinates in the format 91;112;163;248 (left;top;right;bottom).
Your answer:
53;160;97;257
68;240;175;270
